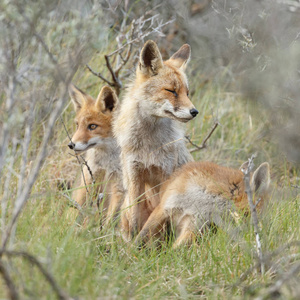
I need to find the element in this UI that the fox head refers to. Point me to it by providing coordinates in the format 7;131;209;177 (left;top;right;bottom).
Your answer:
68;85;119;153
136;40;198;123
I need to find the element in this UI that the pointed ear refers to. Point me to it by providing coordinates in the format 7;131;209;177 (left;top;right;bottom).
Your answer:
138;40;163;76
167;44;191;70
95;86;119;113
69;84;86;112
250;162;270;195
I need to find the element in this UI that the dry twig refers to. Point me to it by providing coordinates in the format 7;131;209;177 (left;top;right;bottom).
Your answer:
0;250;72;300
86;14;174;95
0;260;19;300
187;121;219;153
241;154;265;275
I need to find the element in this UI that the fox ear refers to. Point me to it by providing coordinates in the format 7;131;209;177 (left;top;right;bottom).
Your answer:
168;44;191;70
96;86;119;113
239;161;249;173
69;84;86;112
139;40;163;76
250;162;270;195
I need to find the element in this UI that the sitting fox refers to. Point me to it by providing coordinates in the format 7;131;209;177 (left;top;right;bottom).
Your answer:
114;40;198;238
68;85;123;224
135;161;270;247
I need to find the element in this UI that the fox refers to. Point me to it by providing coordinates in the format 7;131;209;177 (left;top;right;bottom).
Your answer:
135;161;270;248
68;84;123;225
114;40;199;238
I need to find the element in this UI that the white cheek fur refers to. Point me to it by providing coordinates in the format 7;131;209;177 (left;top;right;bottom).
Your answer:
74;137;104;151
161;99;192;119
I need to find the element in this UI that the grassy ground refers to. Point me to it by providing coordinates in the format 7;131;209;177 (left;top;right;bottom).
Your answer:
1;58;299;299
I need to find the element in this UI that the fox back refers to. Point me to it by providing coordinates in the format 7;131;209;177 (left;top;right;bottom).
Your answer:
162;161;270;216
135;161;270;247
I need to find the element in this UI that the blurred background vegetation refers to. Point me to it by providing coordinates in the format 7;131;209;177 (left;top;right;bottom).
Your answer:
0;0;299;299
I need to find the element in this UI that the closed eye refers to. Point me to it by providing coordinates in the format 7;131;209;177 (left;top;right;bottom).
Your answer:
165;89;178;97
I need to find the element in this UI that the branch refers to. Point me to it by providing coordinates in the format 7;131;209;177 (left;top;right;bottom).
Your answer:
87;15;174;96
85;64;113;86
0;260;19;300
1;88;71;250
188;121;219;153
241;154;265;275
60;117;92;197
230;240;300;289
0;250;72;300
264;262;300;299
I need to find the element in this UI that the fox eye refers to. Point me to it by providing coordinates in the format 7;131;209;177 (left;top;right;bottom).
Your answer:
165;89;178;97
75;122;78;128
187;90;189;96
88;124;98;130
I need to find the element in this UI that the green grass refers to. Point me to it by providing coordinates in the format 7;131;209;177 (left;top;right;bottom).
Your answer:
1;61;300;299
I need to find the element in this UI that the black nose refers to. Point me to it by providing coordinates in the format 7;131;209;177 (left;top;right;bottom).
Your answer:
68;142;75;150
190;108;199;118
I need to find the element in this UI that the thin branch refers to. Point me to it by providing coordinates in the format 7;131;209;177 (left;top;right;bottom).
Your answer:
188;121;219;153
85;64;113;86
87;15;174;96
264;262;300;299
0;260;19;300
234;240;300;287
255;197;262;209
241;154;265;275
291;184;300;189
79;155;95;185
60;193;82;211
1;88;71;250
0;251;72;300
60;117;92;197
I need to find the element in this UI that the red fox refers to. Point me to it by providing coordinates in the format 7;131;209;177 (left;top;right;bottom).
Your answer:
114;40;198;238
135;161;270;247
68;84;123;224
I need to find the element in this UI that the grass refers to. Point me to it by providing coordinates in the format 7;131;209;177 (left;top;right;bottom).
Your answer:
1;57;300;299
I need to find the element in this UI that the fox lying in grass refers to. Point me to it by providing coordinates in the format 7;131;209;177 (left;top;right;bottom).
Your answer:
135;161;270;248
68;84;123;225
114;40;199;238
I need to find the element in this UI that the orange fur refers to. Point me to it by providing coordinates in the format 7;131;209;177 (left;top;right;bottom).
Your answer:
114;41;198;239
68;85;123;225
136;161;270;247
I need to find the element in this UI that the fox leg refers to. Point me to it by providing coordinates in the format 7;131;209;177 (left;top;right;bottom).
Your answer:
135;205;168;246
173;216;196;248
104;184;124;226
120;160;149;237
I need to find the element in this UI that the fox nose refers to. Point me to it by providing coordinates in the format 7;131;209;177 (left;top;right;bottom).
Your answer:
190;108;199;118
68;141;75;150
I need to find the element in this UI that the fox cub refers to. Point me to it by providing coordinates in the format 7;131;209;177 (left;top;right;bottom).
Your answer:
114;40;198;238
135;161;270;247
68;84;123;224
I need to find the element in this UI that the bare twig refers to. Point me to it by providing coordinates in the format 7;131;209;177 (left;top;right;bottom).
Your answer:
60;193;82;211
86;14;174;96
241;154;265;275
0;260;19;300
60;117;93;197
0;250;72;300
188;121;219;153
2;89;71;250
234;240;300;286
79;155;95;185
291;184;300;189
263;262;300;299
85;64;113;86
